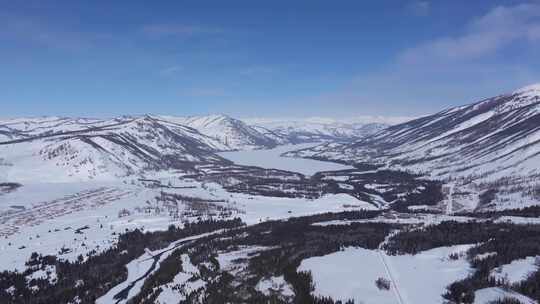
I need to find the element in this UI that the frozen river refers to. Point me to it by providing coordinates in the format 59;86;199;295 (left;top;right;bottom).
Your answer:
218;143;352;176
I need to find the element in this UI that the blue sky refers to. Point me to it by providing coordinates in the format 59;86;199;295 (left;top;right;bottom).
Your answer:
1;0;539;118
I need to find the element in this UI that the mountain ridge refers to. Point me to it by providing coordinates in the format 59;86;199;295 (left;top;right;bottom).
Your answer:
286;83;540;211
0;114;384;182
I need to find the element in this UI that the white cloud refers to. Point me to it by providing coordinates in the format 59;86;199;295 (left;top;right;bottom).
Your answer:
296;3;540;117
159;65;183;76
142;24;222;38
400;3;540;63
0;13;109;50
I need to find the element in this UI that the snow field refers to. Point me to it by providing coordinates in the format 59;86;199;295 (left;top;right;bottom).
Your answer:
298;245;474;304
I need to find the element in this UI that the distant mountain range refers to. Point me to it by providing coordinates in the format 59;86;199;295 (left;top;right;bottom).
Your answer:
0;114;385;182
286;84;540;211
3;85;540;304
3;84;540;211
248;120;388;144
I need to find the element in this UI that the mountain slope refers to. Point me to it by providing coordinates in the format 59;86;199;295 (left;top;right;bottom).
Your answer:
0;113;389;182
287;84;540;211
158;114;278;150
0;116;230;182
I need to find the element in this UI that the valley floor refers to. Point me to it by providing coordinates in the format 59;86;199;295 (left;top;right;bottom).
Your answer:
0;146;539;304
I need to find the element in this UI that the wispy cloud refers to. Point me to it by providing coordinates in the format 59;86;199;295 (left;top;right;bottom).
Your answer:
141;24;222;38
400;3;540;63
305;3;540;116
0;13;110;51
239;66;275;76
159;65;183;76
408;1;430;16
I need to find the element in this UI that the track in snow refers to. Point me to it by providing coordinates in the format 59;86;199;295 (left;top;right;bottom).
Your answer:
377;249;406;304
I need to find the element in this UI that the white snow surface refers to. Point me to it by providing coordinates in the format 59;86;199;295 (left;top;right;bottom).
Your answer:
256;275;294;297
490;256;540;284
513;83;540;96
218;143;352;176
298;245;474;304
474;287;537;304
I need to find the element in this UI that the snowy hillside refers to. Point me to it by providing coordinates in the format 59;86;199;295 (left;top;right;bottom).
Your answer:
158;114;279;150
0;114;390;182
0;116;230;182
287;84;540;211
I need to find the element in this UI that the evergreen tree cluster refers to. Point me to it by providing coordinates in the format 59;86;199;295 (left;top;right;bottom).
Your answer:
0;218;244;304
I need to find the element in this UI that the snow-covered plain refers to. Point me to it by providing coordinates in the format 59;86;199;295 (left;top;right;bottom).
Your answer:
299;245;474;304
474;287;537;304
0;173;372;271
490;256;539;285
218;143;352;176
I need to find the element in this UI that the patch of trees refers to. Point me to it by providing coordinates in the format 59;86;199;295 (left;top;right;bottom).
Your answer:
123;211;394;303
201;164;338;199
488;298;525;304
313;169;444;211
383;221;507;255
375;277;391;290
391;180;444;212
0;182;22;194
204;163;444;211
515;264;540;301
459;205;540;218
0;218;244;304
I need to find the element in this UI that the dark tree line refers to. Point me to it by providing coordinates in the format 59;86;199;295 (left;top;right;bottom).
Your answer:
126;211;393;303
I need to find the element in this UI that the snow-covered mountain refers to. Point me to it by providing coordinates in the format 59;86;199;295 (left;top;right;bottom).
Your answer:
0;114;387;182
287;84;540;211
246;118;388;143
157;114;278;150
0;116;231;182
